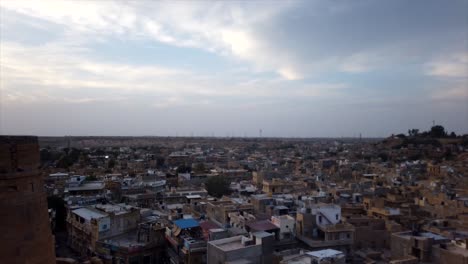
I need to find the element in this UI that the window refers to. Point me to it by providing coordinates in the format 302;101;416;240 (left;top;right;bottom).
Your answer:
336;214;339;220
319;216;322;223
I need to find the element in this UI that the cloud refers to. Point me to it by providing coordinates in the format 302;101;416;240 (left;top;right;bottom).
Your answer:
2;1;466;81
426;53;468;78
0;41;346;110
1;0;468;136
431;84;468;101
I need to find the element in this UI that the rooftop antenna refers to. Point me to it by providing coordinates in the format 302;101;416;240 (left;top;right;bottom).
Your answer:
259;129;262;138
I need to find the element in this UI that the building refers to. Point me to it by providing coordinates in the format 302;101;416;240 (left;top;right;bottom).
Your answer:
95;220;167;264
295;204;354;255
207;231;274;264
0;136;56;264
262;179;294;196
165;218;207;264
432;239;468;264
391;231;450;262
280;249;346;264
271;215;296;240
67;203;140;256
206;199;254;226
344;215;390;249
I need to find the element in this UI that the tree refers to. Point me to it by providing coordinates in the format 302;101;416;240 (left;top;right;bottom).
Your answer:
430;125;446;138
205;176;231;198
408;129;419;137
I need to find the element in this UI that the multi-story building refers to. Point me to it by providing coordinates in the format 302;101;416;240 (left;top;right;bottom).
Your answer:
271;215;296;240
67;203;140;256
344;215;390;249
391;230;450;262
280;249;346;264
165;218;206;264
207;231;274;264
95;220;167;264
296;204;354;255
262;179;294;196
206;199;254;226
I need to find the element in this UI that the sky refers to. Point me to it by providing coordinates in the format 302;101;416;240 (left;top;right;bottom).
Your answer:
0;0;467;138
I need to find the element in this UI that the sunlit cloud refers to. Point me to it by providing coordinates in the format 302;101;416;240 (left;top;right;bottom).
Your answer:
426;53;468;78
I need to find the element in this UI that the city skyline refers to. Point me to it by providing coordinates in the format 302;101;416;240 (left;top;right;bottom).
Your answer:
1;0;467;137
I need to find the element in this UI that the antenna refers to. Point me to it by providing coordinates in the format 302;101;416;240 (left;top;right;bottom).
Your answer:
259;129;262;138
432;120;435;126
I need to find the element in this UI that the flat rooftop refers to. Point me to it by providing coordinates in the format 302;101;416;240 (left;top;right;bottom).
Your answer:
73;207;107;220
102;230;146;248
307;249;344;259
68;182;105;191
209;236;253;251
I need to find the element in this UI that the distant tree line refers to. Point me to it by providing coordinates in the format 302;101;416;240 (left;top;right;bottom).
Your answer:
406;125;458;138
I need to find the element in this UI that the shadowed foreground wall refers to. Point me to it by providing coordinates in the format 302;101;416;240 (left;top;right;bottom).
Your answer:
0;136;56;264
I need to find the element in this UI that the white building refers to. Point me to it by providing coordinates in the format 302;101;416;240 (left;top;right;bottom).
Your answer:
271;215;295;239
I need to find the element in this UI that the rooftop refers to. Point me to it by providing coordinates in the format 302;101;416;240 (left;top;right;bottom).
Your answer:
209;235;256;251
72;207;108;220
247;220;279;231
174;218;199;229
306;249;344;259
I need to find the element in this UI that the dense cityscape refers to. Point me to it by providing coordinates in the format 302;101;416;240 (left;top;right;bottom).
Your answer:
1;125;467;263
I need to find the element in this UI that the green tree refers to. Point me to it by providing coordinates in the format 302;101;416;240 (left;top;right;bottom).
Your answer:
430;125;446;138
408;129;419;137
205;176;231;198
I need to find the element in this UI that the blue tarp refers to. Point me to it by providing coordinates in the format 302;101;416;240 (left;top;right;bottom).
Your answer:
174;218;199;229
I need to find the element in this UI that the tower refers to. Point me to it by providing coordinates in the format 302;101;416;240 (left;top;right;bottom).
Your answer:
0;136;56;264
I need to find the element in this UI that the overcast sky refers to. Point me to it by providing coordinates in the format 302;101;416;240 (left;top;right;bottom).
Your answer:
1;0;467;137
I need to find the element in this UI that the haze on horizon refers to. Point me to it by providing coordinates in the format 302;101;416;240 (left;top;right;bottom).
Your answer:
0;0;467;138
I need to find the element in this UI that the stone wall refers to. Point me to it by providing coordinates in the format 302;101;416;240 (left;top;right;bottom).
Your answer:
0;136;56;264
